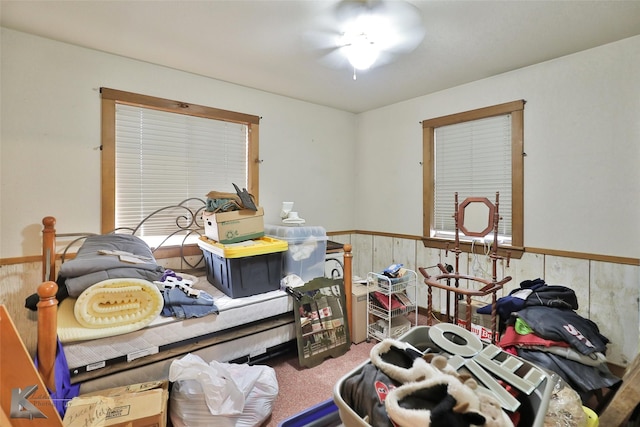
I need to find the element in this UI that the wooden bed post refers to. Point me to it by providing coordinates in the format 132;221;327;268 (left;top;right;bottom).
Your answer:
37;281;58;393
343;244;353;343
42;216;56;282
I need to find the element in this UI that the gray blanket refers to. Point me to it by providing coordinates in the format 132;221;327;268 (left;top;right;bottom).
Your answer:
59;234;165;297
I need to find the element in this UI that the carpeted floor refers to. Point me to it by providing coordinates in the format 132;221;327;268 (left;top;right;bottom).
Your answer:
261;339;376;426
261;312;432;426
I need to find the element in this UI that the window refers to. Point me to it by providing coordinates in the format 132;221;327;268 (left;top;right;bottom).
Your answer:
100;88;260;235
422;100;524;249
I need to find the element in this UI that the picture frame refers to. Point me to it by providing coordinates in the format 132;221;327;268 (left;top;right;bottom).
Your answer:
292;277;351;368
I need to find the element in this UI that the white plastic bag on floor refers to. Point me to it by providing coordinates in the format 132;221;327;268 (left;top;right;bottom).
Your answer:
169;353;278;427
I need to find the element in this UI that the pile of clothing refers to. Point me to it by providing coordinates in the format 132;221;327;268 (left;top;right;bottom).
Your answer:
205;185;257;213
155;269;218;319
480;278;621;403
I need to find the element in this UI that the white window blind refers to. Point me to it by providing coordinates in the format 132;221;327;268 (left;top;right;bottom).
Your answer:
115;104;248;236
434;114;512;242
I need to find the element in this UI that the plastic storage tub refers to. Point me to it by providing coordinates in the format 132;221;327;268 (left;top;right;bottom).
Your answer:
198;236;287;298
333;325;553;427
198;236;288;258
278;399;341;427
264;224;327;282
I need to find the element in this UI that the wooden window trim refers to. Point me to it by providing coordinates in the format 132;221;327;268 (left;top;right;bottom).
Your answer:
421;100;525;255
100;88;260;233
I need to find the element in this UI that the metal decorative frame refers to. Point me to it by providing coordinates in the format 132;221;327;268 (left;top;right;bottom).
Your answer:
50;198;207;274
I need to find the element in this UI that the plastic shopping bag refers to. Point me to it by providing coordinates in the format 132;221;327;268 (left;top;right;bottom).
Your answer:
169;353;278;427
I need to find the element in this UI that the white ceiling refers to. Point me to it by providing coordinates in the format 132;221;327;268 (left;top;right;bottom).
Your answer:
2;0;640;113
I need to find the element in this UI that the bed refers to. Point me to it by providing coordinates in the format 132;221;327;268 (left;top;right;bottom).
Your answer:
33;199;353;395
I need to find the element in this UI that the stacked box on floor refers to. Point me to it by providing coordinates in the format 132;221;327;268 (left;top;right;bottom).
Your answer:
264;224;328;282
456;299;499;342
198;236;287;298
63;381;169;427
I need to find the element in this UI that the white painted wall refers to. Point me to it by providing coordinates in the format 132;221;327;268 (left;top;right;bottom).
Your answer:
1;29;639;364
355;35;640;259
2;29;639;260
0;28;357;258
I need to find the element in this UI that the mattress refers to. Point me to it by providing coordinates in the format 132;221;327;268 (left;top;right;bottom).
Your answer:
62;275;294;383
76;323;297;394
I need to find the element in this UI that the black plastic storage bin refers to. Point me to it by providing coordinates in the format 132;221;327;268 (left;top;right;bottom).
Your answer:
202;249;283;298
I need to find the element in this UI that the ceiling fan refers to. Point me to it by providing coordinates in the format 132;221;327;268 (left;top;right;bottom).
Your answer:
306;0;425;79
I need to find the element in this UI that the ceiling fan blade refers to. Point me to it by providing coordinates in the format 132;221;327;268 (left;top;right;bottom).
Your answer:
303;26;350;68
382;2;425;52
303;26;341;51
322;48;352;69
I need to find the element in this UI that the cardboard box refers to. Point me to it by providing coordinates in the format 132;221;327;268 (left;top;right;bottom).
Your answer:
203;207;264;244
351;283;369;344
456;300;498;342
63;381;168;427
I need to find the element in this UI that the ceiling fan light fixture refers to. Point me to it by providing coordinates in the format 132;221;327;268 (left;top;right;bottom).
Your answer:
341;32;379;70
321;0;425;78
